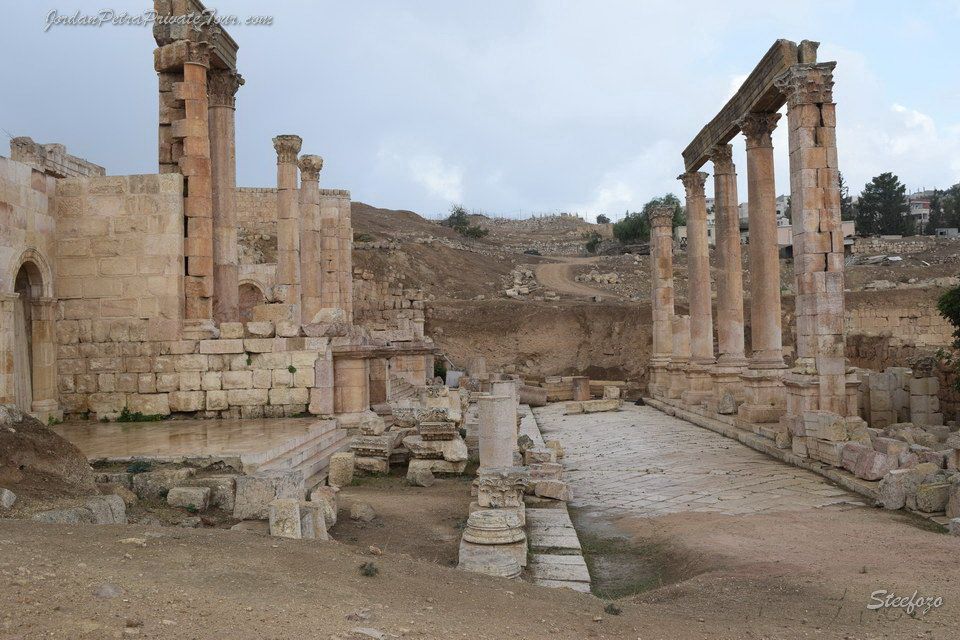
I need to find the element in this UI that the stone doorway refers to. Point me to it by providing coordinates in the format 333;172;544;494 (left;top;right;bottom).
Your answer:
12;259;59;421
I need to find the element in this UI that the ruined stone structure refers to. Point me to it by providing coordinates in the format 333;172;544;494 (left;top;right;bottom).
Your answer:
0;0;434;425
652;39;865;447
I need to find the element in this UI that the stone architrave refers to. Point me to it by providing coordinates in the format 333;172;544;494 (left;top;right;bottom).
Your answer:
737;112;788;424
667;315;691;399
478;395;515;471
678;171;715;406
647;206;675;399
775;62;852;432
709;144;747;409
298;154;324;323
208;69;244;324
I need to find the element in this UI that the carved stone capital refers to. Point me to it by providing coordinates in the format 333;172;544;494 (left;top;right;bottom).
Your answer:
677;171;708;200
208;70;244;108
273;135;303;164
184;41;211;68
648;205;675;229
739;112;781;149
298;155;324;181
710;144;735;175
775;62;836;107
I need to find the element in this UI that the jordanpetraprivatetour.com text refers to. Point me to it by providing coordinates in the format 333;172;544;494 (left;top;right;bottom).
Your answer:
43;9;274;32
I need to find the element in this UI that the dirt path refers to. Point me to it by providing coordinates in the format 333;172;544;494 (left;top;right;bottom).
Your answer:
534;256;619;299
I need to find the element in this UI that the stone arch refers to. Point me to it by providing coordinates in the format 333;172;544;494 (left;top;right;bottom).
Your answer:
8;248;54;298
8;249;59;420
238;279;268;324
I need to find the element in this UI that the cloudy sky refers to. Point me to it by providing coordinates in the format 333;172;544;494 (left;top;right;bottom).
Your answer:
2;1;959;221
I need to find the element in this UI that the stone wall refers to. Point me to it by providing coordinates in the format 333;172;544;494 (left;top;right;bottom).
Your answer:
352;268;426;339
850;235;955;256
54;174;184;340
56;319;329;420
843;291;953;348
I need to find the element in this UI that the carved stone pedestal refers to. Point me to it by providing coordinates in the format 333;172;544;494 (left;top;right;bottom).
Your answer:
737;367;787;424
648;358;670;399
708;363;747;414
681;363;714;407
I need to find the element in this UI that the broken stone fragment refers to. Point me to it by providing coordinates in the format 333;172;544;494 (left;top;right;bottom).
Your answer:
406;466;435;487
131;468;197;500
0;487;16;510
269;498;303;539
308;486;338;527
349;502;377;522
915;482;951;513
233;470;305;520
534;479;573;502
877;468;921;510
166;486;211;511
327;452;355;488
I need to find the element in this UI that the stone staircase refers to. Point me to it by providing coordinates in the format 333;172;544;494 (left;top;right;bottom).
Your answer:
252;419;351;489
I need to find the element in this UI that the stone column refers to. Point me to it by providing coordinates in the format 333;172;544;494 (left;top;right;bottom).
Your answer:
333;356;370;415
678;171;715;406
570;376;590;402
337;195;355;323
648;206;675;398
0;295;15;405
737;112;788;423
368;357;390;405
272;134;303;325
667;315;691;399
776;62;854;427
478;395;516;472
29;298;59;421
208;69;243;324
298;155;324;323
710;144;747;412
318;193;342;317
179;43;215;326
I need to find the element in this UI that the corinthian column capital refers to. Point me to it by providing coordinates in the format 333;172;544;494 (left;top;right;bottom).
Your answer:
775;62;836;107
298;155;324;181
739;112;781;149
710;143;735;175
678;171;708;200
649;205;674;229
208;69;244;108
273;134;303;164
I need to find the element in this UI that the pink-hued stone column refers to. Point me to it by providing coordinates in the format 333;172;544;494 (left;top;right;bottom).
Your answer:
710;144;747;412
28;298;59;421
298;154;324;323
678;171;715;406
272;134;303;324
667;315;691;399
648;206;675;398
208;69;243;324
737;112;788;424
775;62;853;426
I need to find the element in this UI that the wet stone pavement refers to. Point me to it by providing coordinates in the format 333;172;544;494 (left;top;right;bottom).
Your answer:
534;403;865;518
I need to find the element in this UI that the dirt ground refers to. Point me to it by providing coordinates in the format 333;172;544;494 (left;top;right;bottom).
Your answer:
4;485;959;639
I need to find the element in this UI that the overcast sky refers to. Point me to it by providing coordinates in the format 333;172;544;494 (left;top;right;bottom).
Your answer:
2;1;959;221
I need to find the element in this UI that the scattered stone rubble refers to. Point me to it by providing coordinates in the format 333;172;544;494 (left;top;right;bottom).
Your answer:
574;270;621;285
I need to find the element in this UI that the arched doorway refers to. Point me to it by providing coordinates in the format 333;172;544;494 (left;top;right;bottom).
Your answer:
10;255;58;420
13;263;39;411
238;281;267;323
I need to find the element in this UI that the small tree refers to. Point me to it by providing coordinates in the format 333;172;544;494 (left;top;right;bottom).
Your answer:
596;214;610;224
937;284;960;391
442;204;489;238
838;172;856;221
856;172;911;236
584;232;602;253
613;194;684;244
926;190;944;235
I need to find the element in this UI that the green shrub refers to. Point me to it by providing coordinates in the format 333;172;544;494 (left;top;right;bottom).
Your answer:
359;562;379;577
126;460;152;474
116;407;165;423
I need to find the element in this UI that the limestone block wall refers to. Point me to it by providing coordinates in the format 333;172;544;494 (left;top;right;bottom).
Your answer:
850;235;952;256
56;320;328;420
54;174;184;342
391;354;429;388
844;298;953;347
352;269;426;339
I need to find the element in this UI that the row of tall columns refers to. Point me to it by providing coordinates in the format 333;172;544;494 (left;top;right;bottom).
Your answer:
654;61;856;435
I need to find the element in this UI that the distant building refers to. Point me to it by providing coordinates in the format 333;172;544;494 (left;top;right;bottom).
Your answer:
936;227;959;237
906;190;935;231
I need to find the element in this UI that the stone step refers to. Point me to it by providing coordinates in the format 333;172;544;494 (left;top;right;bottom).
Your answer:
528;554;591;584
257;423;344;473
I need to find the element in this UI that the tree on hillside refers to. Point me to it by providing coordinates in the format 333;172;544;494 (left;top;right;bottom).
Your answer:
613;194;684;244
441;204;489;238
596;214;610;224
838;172;856;221
941;184;960;229
856;172;912;236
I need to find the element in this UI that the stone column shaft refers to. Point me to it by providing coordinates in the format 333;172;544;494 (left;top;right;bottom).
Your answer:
29;298;58;417
776;62;848;416
741;113;785;367
479;395;515;472
208;69;243;324
337;195;354;323
298;155;324;323
679;171;714;364
648;206;675;398
667;315;691;399
711;144;747;366
273;134;303;325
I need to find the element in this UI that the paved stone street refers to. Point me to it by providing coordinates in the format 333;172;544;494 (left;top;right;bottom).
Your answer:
535;403;864;518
